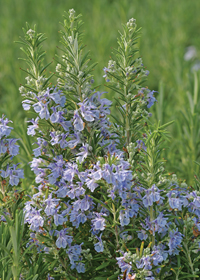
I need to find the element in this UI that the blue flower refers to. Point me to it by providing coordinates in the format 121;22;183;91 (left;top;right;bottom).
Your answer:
146;90;157;108
138;229;148;240
193;196;200;208
59;133;68;148
54;210;65;226
76;144;89;163
151;249;163;266
86;178;98;192
136;139;147;151
7;139;19;156
102;164;115;184
1;164;24;186
49;87;66;106
67;133;81;149
50;131;60;146
73;110;84;131
167;190;182;210
27;117;39;136
155;212;168;234
92;169;102;180
79;100;96;122
94;234;104;252
80;195;92;211
153;244;168;261
33;102;43;113
119;210;130;226
66;244;84;272
76;212;87;226
0;115;13;137
144;212;168;237
55;229;73;249
33;138;48;158
48;155;65;183
143;189;153;207
22;99;32;110
150;184;160;202
168;228;183;255
47;274;54;280
0;139;7;154
76;262;85;273
39;103;50;119
44;194;59;216
116;253;132;274
29;210;44;231
33;146;41;157
142;185;161;207
63;162;78;182
50;106;60;123
91;213;106;231
69;208;87;228
103;67;109;78
136;256;152;270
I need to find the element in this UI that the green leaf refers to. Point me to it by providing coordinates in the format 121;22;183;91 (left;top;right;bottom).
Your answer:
40;61;53;75
106;274;118;280
159;120;174;130
0;244;13;259
94;277;109;280
89;195;111;212
95;261;111;271
179;274;199;279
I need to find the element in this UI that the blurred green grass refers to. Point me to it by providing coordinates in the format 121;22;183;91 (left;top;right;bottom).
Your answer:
1;0;200;184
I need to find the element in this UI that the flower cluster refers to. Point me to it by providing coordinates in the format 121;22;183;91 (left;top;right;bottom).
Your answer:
117;246;164;280
0;115;24;230
13;10;200;280
0;115;24;186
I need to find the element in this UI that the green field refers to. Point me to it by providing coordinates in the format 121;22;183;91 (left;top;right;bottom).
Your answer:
1;0;200;184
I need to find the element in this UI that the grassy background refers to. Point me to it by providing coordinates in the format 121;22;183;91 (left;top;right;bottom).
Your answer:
1;0;200;184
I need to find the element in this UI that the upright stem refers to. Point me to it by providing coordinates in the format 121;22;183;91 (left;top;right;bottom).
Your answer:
150;205;155;247
112;203;119;248
126;105;130;146
78;84;82;101
115;225;119;249
1;180;5;195
148;138;155;247
124;85;130;146
183;237;195;280
182;224;195;280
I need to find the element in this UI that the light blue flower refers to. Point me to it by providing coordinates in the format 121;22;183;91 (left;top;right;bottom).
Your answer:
94;234;104;252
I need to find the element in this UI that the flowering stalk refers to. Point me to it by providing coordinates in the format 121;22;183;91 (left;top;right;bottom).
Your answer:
19;9;128;278
147;136;156;248
103;18;156;150
17;24;54;94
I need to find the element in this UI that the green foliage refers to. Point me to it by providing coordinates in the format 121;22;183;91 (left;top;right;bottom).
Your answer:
165;71;200;184
0;3;200;279
0;0;200;183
